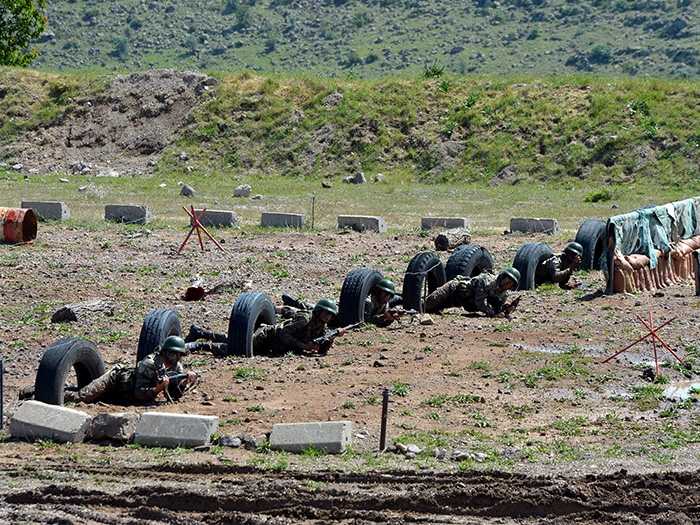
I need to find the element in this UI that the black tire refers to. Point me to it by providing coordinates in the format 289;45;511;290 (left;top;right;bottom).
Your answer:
575;219;607;271
513;242;554;291
445;244;495;281
34;338;106;405
335;268;384;327
228;292;276;357
402;252;447;312
137;309;182;362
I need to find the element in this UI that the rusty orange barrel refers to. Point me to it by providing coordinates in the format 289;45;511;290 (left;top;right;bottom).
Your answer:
0;207;37;245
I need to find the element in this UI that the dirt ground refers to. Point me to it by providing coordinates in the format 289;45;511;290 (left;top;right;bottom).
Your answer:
2;226;700;524
3;70;700;523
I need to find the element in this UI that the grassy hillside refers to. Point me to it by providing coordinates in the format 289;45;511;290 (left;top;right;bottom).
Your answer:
29;0;700;80
1;69;699;232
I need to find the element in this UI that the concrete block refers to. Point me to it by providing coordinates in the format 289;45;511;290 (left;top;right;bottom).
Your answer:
90;412;139;442
105;204;153;225
510;217;560;235
261;212;306;228
21;201;70;221
134;412;218;448
338;215;387;233
9;400;91;443
269;421;352;454
421;217;470;230
190;209;240;228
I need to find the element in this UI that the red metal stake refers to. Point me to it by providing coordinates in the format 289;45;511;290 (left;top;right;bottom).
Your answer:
636;315;684;365
602;312;681;375
177;206;226;254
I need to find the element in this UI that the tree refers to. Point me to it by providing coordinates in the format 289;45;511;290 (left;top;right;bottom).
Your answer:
0;0;48;67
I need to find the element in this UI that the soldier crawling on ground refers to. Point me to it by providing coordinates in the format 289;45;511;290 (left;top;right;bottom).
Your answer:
536;242;583;290
21;336;199;405
186;282;409;355
186;298;346;356
423;268;520;318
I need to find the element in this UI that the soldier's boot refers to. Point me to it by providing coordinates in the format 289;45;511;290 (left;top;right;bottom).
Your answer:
185;324;226;343
282;293;306;310
63;389;78;403
185;324;209;343
18;385;35;400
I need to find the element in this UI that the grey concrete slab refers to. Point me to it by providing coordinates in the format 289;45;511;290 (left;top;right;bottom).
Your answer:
9;400;91;443
21;201;70;221
269;421;352;454
104;204;153;225
134;412;219;448
190;209;240;228
421;217;470;230
338;215;387;233
510;217;560;235
261;212;306;228
90;412;139;442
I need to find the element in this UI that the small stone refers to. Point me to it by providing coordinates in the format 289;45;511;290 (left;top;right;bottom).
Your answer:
406;444;422;455
219;436;243;448
180;184;196;197
234;184;252;197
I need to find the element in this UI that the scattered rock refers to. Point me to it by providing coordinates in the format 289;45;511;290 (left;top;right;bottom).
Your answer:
220;435;242;448
51;298;115;323
234;184;252;197
491;164;518;186
180;184;196;197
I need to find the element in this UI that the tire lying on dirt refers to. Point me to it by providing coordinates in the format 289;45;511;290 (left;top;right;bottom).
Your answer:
34;338;106;405
513;242;554;291
445;244;494;281
334;268;384;327
137;309;182;362
402;252;447;312
575;219;607;271
228;292;276;358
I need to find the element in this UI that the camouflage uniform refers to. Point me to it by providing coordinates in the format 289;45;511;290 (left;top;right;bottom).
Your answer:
253;309;332;354
64;352;187;405
424;271;509;317
364;291;393;327
536;254;575;289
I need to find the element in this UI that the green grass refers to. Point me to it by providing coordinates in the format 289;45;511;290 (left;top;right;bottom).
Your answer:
2;70;700;236
26;1;700;82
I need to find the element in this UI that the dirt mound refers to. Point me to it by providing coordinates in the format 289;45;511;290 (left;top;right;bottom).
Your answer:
6;69;214;176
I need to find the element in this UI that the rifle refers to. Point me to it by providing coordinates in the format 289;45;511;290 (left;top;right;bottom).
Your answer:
160;369;207;382
499;296;520;319
388;308;420;317
312;321;364;346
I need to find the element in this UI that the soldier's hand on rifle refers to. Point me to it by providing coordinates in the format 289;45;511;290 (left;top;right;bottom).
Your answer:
335;327;346;338
155;374;170;394
185;370;197;384
301;341;320;352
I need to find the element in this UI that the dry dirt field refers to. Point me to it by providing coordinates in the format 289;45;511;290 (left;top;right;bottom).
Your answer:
2;225;700;524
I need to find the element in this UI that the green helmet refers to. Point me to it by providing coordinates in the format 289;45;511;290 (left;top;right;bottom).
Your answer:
564;242;583;256
313;298;338;316
376;278;396;295
161;335;187;354
499;267;521;286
